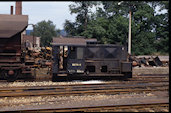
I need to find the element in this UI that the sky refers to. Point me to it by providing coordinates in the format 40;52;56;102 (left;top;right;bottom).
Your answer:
0;1;167;30
0;1;77;30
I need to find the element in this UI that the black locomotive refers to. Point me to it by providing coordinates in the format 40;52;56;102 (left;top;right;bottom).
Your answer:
51;37;132;81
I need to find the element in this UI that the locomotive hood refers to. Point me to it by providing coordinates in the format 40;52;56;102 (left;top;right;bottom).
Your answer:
0;14;28;38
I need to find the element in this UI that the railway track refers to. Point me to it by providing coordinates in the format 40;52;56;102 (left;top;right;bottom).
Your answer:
0;81;168;97
0;74;168;97
0;74;168;112
0;74;169;83
2;102;169;112
0;74;168;82
0;74;168;83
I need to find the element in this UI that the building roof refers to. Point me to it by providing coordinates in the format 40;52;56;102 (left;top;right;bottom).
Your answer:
0;14;28;38
23;34;40;44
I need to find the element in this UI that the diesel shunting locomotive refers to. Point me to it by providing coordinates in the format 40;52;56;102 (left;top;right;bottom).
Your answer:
51;37;132;81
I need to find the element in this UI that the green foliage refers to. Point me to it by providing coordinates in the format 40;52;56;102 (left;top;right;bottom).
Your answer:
81;16;108;42
131;3;156;55
64;1;99;36
107;15;128;45
64;20;81;36
32;20;57;47
64;1;169;55
153;1;169;54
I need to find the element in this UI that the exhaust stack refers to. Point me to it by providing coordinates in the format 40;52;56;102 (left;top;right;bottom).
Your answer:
15;1;22;15
10;6;13;15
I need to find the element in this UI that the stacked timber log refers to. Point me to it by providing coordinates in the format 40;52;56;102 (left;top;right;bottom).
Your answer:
23;47;52;68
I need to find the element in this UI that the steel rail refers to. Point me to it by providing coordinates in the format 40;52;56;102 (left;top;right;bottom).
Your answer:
0;76;168;89
0;73;168;83
0;83;168;97
1;102;168;112
0;74;168;83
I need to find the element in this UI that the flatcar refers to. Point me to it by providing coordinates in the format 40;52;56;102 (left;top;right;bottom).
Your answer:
0;14;34;81
51;37;132;81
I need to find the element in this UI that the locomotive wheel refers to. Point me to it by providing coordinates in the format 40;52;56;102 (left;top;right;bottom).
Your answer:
2;69;21;82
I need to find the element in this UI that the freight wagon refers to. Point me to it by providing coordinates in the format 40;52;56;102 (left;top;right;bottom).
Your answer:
0;14;34;81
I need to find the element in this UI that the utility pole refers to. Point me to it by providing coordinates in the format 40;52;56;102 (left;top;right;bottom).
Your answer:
118;1;132;54
128;9;131;54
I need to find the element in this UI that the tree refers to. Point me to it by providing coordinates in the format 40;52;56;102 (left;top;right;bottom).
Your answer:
64;20;79;36
64;1;99;37
81;16;108;42
32;20;58;47
65;1;169;55
132;2;156;55
153;1;169;54
69;1;99;31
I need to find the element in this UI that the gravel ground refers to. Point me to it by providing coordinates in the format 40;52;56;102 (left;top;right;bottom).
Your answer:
0;80;106;87
0;76;167;87
133;67;169;75
0;91;169;112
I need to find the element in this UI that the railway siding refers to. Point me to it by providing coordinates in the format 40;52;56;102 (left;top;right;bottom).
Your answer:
0;74;169;112
0;93;168;112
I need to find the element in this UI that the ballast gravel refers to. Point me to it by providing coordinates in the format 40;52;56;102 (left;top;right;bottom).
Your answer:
0;91;168;112
0;80;125;87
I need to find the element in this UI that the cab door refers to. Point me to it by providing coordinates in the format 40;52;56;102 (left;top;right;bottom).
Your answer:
67;46;85;74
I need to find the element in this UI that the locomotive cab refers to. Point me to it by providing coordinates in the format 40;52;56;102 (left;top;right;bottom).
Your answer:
51;37;86;80
67;46;85;75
